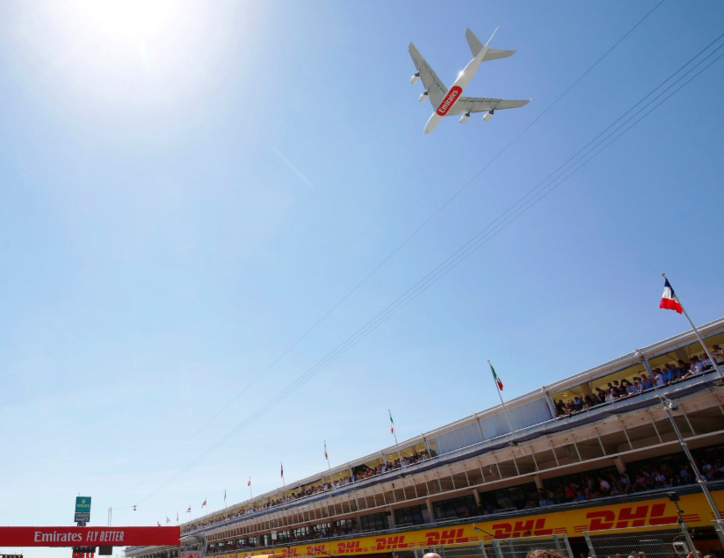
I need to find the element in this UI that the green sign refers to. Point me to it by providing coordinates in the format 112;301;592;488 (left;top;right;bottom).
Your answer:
75;497;92;513
75;496;91;523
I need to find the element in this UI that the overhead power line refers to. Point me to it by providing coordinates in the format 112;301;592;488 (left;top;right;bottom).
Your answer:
134;28;723;507
127;3;665;507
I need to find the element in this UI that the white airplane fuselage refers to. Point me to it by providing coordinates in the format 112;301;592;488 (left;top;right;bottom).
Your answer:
424;40;490;135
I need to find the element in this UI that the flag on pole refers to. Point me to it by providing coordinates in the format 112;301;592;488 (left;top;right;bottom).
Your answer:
224;489;227;503
324;440;328;460
248;477;251;487
489;361;504;391
166;517;170;524
176;512;179;522
389;409;395;434
201;499;207;508
186;507;191;513
280;462;284;478
660;278;683;314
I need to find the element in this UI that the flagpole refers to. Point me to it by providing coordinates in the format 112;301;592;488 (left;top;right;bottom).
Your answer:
281;462;287;500
324;440;333;488
249;478;253;500
488;360;515;434
662;273;723;378
388;409;404;467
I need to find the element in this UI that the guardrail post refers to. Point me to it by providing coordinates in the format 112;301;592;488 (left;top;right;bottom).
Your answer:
680;523;697;554
713;519;724;549
583;532;596;558
560;534;574;558
492;539;504;558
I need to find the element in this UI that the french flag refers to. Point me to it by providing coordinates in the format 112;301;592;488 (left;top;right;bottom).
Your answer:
660;278;683;314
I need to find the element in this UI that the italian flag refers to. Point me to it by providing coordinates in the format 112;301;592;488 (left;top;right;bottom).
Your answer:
389;410;395;434
489;361;504;391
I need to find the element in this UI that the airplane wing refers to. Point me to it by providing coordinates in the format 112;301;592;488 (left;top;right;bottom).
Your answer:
447;96;530;116
408;42;448;108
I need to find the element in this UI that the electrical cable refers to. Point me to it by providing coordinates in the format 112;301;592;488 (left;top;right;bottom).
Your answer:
126;4;666;508
134;30;724;508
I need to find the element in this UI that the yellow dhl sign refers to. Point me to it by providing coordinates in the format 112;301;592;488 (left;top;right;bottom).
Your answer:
216;491;724;558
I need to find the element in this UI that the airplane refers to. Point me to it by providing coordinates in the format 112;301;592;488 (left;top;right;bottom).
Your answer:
409;28;530;134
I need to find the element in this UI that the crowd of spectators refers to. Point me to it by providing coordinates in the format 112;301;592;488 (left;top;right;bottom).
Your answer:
354;450;431;481
181;450;431;534
206;519;360;554
179;343;724;538
202;449;724;554
524;455;724;509
555;347;722;418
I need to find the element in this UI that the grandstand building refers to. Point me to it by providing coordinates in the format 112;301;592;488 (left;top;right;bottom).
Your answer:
126;318;724;558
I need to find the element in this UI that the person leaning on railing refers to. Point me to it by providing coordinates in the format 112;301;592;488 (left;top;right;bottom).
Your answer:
526;550;565;558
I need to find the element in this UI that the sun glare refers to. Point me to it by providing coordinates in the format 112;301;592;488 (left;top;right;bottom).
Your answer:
79;0;176;39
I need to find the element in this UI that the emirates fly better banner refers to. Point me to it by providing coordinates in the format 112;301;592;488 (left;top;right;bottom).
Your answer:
0;526;180;547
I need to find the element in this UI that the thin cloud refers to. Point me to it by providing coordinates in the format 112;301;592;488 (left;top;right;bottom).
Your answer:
270;145;315;190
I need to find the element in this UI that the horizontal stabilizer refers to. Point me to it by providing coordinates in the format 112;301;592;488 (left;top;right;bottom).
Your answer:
466;28;515;61
483;48;516;61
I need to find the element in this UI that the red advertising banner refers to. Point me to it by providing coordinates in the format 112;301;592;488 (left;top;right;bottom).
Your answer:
0;526;180;547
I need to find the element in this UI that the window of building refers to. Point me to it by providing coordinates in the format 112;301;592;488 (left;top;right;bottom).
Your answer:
479;482;538;512
360;512;389;532
432;495;477;520
394;504;430;526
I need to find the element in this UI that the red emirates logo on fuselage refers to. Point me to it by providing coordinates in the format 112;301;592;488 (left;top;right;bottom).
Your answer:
436;86;462;115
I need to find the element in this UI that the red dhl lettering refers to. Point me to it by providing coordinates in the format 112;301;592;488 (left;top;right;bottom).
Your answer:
436;86;462;115
281;549;299;557
649;503;679;525
306;546;325;556
616;506;649;528
585;504;677;531
492;518;552;539
425;529;470;546
335;541;361;554
373;535;407;550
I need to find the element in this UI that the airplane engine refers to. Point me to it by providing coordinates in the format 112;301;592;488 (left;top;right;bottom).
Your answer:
483;110;494;122
418;90;429;103
410;72;420;85
459;112;470;124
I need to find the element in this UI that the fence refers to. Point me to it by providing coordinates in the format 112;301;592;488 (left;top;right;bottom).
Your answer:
413;534;574;558
412;524;722;558
583;525;695;558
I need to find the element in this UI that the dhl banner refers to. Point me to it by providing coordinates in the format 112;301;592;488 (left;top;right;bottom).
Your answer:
217;491;724;558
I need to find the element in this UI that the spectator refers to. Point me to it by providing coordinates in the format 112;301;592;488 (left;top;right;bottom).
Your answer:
526;551;564;558
711;344;724;364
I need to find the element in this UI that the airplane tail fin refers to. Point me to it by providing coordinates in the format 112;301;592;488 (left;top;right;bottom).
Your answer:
465;28;516;61
465;28;484;57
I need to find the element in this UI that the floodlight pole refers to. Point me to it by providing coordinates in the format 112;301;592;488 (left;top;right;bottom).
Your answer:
660;395;724;546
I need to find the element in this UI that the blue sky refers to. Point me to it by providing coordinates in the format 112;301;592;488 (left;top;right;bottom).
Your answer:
1;0;723;554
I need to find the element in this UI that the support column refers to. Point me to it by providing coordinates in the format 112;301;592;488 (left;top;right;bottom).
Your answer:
425;498;435;523
471;489;481;508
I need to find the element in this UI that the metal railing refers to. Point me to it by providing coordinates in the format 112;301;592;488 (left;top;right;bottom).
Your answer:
583;524;696;558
